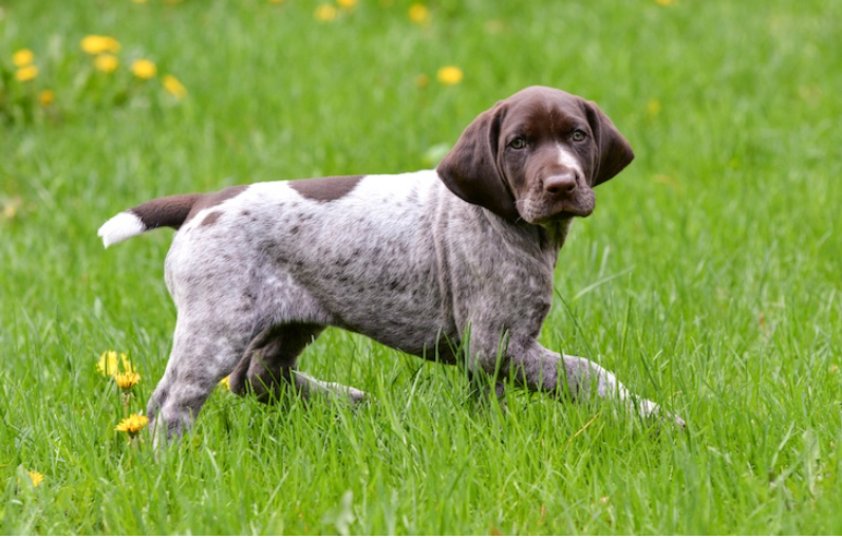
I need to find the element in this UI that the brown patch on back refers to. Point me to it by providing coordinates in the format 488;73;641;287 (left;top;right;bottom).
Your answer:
185;185;248;224
200;210;223;227
131;193;202;230
288;175;363;202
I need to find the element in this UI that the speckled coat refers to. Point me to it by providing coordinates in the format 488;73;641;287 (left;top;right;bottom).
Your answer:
98;86;683;442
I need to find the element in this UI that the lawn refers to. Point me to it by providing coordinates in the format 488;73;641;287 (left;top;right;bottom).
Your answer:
1;0;840;534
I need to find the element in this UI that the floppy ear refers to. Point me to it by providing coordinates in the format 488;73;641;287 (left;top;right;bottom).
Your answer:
436;103;519;220
583;100;635;186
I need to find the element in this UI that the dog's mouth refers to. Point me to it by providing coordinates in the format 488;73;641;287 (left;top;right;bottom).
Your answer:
556;203;593;218
549;191;595;220
518;197;594;224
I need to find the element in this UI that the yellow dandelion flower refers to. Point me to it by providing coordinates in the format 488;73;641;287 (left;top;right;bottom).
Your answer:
218;376;231;391
337;0;357;9
131;59;156;79
15;65;38;82
115;413;149;436
107;37;121;52
162;74;187;98
120;355;137;375
13;48;34;67
81;35;121;55
38;89;55;107
114;371;141;391
436;65;463;86
408;4;429;24
80;36;101;53
655;0;675;5
97;350;123;376
315;4;337;21
28;470;44;487
94;54;119;73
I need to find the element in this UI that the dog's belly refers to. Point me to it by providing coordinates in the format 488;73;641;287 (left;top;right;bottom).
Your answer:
279;224;456;360
308;268;456;361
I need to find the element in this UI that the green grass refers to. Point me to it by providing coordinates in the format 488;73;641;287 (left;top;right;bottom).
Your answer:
2;0;841;534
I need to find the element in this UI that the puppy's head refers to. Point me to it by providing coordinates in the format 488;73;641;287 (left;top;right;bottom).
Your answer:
437;86;634;224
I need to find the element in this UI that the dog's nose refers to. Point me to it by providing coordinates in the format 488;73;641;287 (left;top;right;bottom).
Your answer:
543;173;577;195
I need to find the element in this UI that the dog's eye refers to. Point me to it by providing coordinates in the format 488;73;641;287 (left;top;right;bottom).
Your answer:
509;136;527;150
570;129;587;142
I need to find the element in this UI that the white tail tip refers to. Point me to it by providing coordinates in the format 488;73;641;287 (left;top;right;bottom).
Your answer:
98;212;145;248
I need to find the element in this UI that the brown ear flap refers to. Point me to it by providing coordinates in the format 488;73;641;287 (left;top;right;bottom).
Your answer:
436;103;519;219
583;100;635;186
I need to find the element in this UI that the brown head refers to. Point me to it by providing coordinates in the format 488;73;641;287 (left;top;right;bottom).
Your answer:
437;86;634;224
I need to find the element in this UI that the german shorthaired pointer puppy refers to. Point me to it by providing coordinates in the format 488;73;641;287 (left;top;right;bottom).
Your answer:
99;86;683;442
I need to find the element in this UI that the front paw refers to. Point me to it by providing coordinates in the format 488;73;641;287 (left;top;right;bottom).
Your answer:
638;399;686;428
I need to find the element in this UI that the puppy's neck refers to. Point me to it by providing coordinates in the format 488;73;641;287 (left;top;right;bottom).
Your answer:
480;208;571;264
537;218;573;252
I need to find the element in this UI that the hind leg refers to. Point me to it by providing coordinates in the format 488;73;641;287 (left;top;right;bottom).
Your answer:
228;323;321;401
146;317;251;444
229;323;366;403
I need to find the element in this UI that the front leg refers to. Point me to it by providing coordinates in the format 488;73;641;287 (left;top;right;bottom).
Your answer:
506;340;685;427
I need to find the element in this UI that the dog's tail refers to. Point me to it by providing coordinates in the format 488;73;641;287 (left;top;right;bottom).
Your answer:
97;193;201;248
